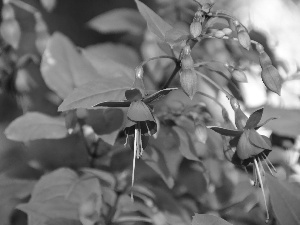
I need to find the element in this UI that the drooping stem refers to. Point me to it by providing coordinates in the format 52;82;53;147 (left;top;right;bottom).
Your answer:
162;62;181;88
195;70;233;99
139;56;179;68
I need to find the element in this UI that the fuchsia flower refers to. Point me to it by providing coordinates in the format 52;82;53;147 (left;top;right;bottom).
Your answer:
209;108;276;222
93;73;176;199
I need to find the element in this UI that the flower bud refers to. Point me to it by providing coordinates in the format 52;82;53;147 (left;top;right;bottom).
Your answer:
259;51;272;67
190;21;202;38
237;26;251;50
222;28;232;36
214;30;225;38
181;54;194;69
179;68;198;99
256;43;264;54
230;98;240;111
261;65;282;95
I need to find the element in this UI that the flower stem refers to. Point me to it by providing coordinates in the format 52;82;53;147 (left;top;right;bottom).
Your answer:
162;62;181;89
140;56;178;68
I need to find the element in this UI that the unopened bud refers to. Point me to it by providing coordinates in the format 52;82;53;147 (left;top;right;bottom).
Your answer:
181;54;194;69
237;26;251;50
190;21;202;38
214;30;225;38
256;43;264;54
1;4;14;20
259;51;272;67
261;65;282;95
179;68;198;99
222;28;232;36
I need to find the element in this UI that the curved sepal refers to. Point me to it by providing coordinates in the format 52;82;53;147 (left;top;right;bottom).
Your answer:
245;108;264;129
93;101;131;107
209;126;243;136
127;101;155;122
143;88;177;104
248;129;272;150
255;117;277;130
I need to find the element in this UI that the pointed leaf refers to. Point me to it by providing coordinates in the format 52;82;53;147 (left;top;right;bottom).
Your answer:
142;147;174;188
245;108;264;129
192;213;232;225
208;126;242;136
58;76;133;111
266;174;300;225
173;126;200;161
248;130;271;150
41;32;100;99
135;0;172;40
5;112;68;141
261;65;282;95
87;8;145;35
143;88;177;104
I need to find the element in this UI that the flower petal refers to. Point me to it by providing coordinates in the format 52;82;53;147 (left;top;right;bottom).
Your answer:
143;88;177;104
125;88;143;102
248;129;272;150
93;101;131;107
245;108;264;129
209;126;243;136
127;101;155;122
255;117;277;130
237;130;264;160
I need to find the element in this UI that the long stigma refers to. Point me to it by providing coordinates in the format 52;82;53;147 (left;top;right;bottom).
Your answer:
254;158;270;223
262;153;277;173
253;163;258;186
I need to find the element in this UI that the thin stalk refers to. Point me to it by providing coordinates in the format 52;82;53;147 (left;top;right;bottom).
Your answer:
162;62;181;88
114;216;153;224
195;70;233;99
140;56;178;68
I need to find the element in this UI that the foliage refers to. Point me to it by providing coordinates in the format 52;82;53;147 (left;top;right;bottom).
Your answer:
0;0;300;225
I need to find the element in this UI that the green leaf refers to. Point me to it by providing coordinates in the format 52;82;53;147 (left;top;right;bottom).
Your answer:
266;174;300;225
5;112;68;141
135;0;172;40
41;32;100;99
87;8;145;35
245;108;264;129
209;126;242;136
83;43;139;78
164;27;189;47
58;76;133;111
81;168;116;188
142;146;174;188
261;65;282;95
172;126;200;161
192;213;233;225
18;168;102;225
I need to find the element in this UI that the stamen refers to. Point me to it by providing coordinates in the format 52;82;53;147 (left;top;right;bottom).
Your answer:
261;156;274;176
253;163;258;186
258;157;266;176
254;158;270;223
262;153;277;173
145;122;152;136
244;166;254;186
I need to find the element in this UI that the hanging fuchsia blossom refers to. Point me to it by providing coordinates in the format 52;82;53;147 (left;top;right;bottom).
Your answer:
209;107;276;222
93;68;176;199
